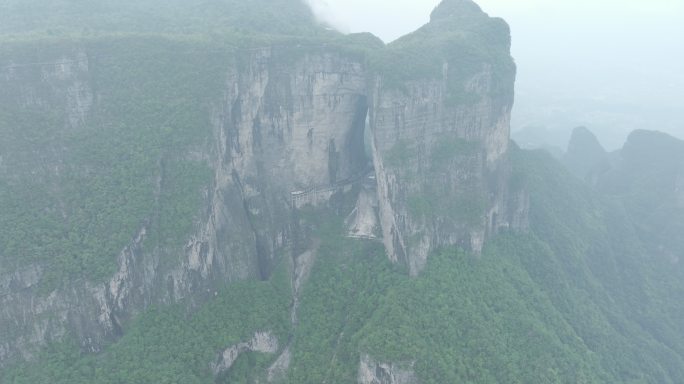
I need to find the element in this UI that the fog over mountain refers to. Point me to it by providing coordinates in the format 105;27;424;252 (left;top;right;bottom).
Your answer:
3;1;684;382
308;0;684;150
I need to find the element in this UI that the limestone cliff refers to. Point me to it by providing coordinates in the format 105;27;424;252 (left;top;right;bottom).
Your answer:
0;0;523;370
369;0;523;275
0;44;368;365
562;126;610;184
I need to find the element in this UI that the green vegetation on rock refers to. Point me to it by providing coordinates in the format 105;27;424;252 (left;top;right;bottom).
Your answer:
2;263;292;384
2;1;684;383
5;144;684;382
0;0;324;38
0;36;228;287
371;0;515;103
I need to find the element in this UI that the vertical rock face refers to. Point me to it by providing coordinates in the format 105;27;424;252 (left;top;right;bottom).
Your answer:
0;0;524;367
369;0;522;275
187;48;368;283
0;49;93;196
0;47;369;365
223;49;368;192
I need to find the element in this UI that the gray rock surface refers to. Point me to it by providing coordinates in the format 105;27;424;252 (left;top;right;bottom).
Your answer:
210;331;279;376
369;58;520;276
0;48;369;365
346;180;380;239
358;354;419;384
0;2;525;366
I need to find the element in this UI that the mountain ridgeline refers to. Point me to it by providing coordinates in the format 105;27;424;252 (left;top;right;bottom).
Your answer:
1;0;683;383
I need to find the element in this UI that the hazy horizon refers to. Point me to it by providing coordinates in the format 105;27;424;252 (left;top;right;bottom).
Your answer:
3;1;684;381
307;0;684;150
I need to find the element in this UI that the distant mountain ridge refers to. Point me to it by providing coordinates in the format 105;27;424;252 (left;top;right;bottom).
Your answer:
563;126;610;183
2;0;684;382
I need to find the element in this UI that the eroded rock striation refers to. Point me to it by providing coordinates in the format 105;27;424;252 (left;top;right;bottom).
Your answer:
369;0;523;275
0;0;523;368
0;46;369;365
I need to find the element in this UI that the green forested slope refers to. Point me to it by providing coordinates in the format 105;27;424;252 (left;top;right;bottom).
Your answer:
598;130;684;260
0;0;376;290
2;263;292;384
0;0;357;291
372;0;514;102
293;145;684;383
0;37;229;288
5;145;684;383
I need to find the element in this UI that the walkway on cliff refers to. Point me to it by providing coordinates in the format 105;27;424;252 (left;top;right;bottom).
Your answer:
290;165;375;208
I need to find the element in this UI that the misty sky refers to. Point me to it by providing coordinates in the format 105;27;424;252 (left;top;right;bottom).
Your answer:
307;0;684;149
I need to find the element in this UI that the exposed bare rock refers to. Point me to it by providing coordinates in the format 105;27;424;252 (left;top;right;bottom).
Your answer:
358;354;419;384
346;180;380;239
0;2;525;364
368;2;522;275
267;346;292;383
211;331;279;376
0;47;369;365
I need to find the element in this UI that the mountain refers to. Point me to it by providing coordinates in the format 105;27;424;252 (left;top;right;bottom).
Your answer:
561;128;684;260
1;0;684;383
511;125;568;158
597;130;684;263
368;0;521;274
0;0;521;371
562;126;610;183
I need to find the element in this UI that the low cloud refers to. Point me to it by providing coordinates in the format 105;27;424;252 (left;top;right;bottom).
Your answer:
304;0;350;33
